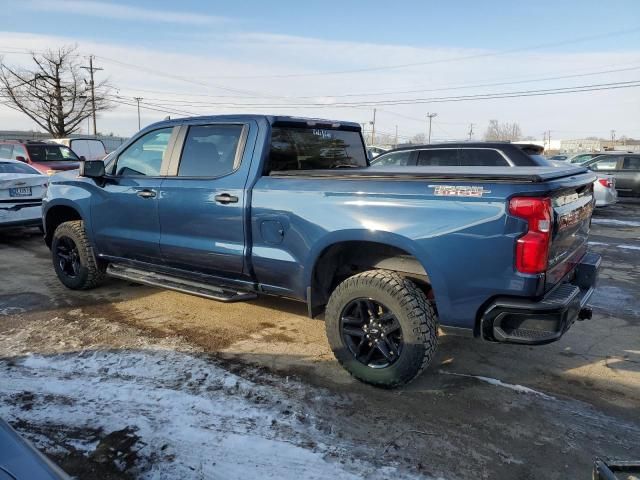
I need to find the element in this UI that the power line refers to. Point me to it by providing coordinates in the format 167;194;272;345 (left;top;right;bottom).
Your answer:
104;79;640;108
195;27;640;79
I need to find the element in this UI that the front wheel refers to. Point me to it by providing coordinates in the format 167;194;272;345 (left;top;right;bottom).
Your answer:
51;220;105;290
325;270;438;388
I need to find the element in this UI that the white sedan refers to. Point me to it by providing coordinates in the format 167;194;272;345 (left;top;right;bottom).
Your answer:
0;159;48;229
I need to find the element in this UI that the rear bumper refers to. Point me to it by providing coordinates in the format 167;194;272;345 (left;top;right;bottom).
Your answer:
480;252;601;345
0;204;42;229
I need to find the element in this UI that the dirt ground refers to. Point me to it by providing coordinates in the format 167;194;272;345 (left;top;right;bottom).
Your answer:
0;199;639;479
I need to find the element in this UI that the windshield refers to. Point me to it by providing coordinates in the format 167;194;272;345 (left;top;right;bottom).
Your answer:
268;127;367;172
0;161;40;174
26;144;80;162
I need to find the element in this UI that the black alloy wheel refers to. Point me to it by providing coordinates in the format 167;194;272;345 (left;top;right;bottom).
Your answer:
55;236;81;278
340;298;403;368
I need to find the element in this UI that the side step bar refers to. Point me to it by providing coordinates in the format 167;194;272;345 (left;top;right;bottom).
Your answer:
106;264;258;303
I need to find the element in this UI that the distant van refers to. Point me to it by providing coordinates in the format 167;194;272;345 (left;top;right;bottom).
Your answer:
47;138;107;161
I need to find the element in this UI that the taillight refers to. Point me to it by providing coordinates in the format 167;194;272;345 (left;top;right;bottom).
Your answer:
509;197;553;274
598;178;614;189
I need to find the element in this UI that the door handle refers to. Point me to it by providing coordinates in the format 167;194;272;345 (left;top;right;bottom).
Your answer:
215;193;239;204
136;189;156;199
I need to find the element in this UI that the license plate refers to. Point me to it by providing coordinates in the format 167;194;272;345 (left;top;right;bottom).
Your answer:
9;187;32;197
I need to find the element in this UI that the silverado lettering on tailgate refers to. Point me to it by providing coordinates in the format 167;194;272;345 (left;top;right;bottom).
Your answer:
429;185;491;198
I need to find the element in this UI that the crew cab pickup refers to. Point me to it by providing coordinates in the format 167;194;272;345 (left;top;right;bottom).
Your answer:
42;115;600;387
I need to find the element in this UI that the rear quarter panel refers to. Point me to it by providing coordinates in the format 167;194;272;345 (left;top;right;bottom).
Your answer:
251;176;562;329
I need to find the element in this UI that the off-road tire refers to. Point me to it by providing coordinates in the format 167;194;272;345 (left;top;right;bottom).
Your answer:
325;269;438;388
52;220;105;290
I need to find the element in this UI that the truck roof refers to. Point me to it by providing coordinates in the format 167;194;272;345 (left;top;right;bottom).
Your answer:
389;142;545;154
147;114;362;130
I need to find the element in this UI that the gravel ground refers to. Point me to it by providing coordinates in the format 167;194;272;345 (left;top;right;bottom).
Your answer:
0;199;638;479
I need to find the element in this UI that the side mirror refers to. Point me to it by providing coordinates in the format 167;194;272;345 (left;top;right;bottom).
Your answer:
15;156;26;162
79;155;86;161
79;160;105;179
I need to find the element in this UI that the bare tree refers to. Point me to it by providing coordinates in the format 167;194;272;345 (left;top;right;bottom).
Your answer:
483;120;522;142
0;46;112;137
411;133;426;144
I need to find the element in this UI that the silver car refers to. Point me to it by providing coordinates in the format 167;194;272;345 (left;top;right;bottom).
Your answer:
593;173;617;207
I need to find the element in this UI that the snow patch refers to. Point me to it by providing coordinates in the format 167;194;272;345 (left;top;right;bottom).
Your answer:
439;371;555;400
618;244;640;251
591;218;640;228
0;350;426;480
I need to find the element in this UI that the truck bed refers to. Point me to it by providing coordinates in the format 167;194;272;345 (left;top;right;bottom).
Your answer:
271;165;590;183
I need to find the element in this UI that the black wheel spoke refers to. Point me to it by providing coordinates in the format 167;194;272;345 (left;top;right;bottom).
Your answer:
340;297;404;369
343;327;364;338
383;318;401;336
366;299;378;320
55;236;81;278
383;337;399;357
376;340;393;361
342;315;362;325
362;346;376;364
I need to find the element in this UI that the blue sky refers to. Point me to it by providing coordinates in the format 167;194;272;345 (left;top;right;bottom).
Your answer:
1;0;640;139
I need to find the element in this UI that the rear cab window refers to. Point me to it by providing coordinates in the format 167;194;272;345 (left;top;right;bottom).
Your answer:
268;127;367;172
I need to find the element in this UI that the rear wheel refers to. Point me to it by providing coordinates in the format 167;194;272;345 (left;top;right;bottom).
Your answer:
325;270;438;388
51;220;105;290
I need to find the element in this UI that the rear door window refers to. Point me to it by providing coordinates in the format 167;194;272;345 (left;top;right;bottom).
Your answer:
177;124;244;177
268;127;367;172
417;149;459;166
458;149;508;166
622;156;640;170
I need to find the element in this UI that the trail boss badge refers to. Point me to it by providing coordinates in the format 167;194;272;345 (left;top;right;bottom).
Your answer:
430;185;492;198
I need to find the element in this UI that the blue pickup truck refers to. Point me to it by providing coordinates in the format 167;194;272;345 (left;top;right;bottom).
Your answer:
42;115;600;387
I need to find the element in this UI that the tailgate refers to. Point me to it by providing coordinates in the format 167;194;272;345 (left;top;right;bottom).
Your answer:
546;182;595;288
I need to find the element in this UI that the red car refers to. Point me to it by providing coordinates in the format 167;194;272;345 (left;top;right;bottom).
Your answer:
0;140;80;175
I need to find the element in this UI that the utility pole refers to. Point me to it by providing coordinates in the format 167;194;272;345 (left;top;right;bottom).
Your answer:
394;125;398;148
371;108;377;145
426;112;437;144
134;97;143;130
611;129;616;146
547;130;551;152
468;123;474;141
81;55;103;136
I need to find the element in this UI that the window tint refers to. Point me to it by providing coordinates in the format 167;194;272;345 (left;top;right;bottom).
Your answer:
0;144;12;159
268;127;367;172
589;157;618;171
371;150;412;166
178;125;243;177
0;161;40;174
115;128;173;176
417;149;459;166
26;145;79;162
458;149;508;166
622;156;640;170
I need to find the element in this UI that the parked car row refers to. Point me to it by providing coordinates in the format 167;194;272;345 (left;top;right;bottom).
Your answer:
371;143;629;206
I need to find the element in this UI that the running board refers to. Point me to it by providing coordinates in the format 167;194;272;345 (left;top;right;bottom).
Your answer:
106;264;258;303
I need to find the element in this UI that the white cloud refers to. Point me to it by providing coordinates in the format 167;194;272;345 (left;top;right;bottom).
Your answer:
26;0;228;25
0;30;639;140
